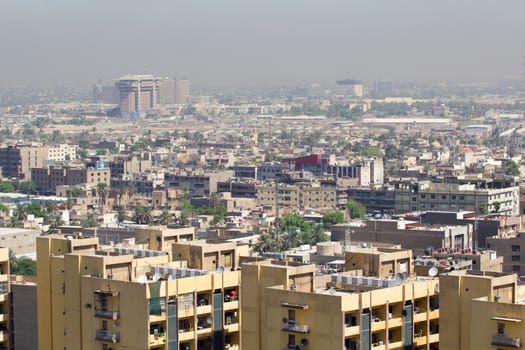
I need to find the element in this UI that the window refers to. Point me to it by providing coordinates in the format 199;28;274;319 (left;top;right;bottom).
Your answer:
512;265;521;273
288;310;295;323
441;195;447;200
430;195;436;199
459;196;465;200
420;194;426;199
512;255;521;262
451;195;457;200
288;334;296;346
512;245;521;252
498;323;505;336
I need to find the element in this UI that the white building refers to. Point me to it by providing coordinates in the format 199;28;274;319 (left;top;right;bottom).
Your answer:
48;144;77;161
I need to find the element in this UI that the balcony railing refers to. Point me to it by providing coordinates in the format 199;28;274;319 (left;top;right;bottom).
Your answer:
94;309;120;320
95;330;120;343
491;334;521;348
282;322;310;334
94;289;119;297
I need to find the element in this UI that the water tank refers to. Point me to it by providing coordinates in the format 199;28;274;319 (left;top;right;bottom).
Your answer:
317;242;336;256
96;161;104;169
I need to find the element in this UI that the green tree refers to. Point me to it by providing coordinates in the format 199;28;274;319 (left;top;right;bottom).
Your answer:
82;214;99;228
13;204;27;221
71;187;82;197
503;159;520;176
362;146;384;158
47;214;64;231
132;206;153;225
0;182;15;193
321;211;346;229
347;199;366;219
77;149;88;158
116;205;127;226
96;149;107;156
25;203;47;217
159;210;172;225
0;203;9;216
11;256;37;276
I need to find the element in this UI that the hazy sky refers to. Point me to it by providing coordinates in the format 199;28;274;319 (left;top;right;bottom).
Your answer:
1;0;525;88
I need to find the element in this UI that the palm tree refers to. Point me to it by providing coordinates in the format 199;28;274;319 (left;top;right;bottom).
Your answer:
126;184;136;204
47;214;64;232
44;200;56;215
116;205;127;227
132;206;153;225
97;183;109;214
13;204;27;222
8;249;17;274
159;209;172;225
82;214;98;228
0;203;9;216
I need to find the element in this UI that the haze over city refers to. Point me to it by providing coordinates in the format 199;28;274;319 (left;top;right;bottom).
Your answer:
1;0;525;88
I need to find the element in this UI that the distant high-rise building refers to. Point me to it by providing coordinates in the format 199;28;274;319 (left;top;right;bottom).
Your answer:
102;85;118;104
117;75;161;117
336;79;363;98
174;78;190;104
373;79;393;97
159;78;176;105
92;81;103;103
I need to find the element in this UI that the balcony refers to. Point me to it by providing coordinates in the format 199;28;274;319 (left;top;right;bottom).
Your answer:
281;322;310;334
94;289;119;297
491;334;522;348
224;300;239;311
149;332;166;346
95;330;120;343
344;325;360;337
94;309;120;320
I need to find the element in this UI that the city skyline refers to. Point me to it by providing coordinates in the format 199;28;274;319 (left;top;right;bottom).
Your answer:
1;0;525;88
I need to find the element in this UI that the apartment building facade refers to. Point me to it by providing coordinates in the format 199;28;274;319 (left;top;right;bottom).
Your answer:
256;182;337;212
31;165;110;194
0;143;49;179
37;234;241;350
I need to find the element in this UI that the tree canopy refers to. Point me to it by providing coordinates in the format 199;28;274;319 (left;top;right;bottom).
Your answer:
253;214;328;253
321;211;346;229
503;159;520;176
347;199;366;219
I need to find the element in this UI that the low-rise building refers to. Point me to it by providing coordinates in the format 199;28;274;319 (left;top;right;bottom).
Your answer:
331;219;473;256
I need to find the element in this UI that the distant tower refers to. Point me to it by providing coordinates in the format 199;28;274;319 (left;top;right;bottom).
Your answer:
175;78;190;104
92;79;103;103
159;78;176;105
117;75;161;118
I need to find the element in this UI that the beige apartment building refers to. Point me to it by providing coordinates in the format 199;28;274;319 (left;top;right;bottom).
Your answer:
37;234;241;350
256;182;337;213
439;270;518;350
0;143;49;180
241;258;440;350
32;165;110;194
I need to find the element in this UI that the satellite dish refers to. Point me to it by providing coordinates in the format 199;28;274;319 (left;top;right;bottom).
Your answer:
206;316;213;325
328;287;336;295
153;273;161;282
428;267;439;277
168;275;174;281
301;338;309;346
137;275;147;284
360;242;368;248
216;266;225;273
401;272;409;281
